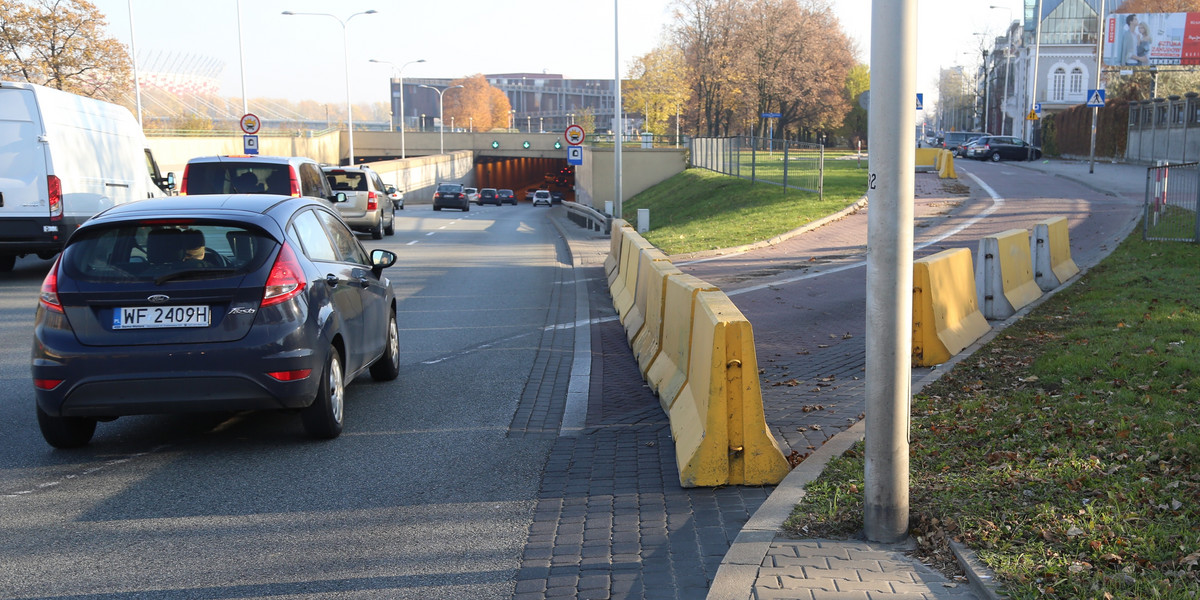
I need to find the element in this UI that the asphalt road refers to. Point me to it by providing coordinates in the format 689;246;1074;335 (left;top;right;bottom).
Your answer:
0;202;568;600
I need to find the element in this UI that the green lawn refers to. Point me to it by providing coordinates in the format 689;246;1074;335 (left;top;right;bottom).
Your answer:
783;233;1200;599
623;156;868;256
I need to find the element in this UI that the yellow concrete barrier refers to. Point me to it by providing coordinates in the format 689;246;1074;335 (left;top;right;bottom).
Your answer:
611;233;654;321
669;291;791;487
912;248;991;367
633;261;684;377
976;229;1043;320
605;219;632;288
625;247;674;345
938;150;957;179
1032;217;1079;291
646;274;718;404
915;148;941;172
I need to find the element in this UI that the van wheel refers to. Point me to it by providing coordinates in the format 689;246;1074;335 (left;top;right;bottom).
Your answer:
433;206;441;211
384;214;395;236
302;346;344;439
370;310;400;381
0;255;14;272
37;406;97;448
990;152;1002;163
371;219;384;240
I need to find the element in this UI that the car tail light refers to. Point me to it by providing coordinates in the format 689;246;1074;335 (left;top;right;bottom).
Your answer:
367;191;377;211
288;166;301;197
39;257;63;313
34;379;64;390
179;164;190;195
266;369;312;381
47;175;62;221
261;243;306;307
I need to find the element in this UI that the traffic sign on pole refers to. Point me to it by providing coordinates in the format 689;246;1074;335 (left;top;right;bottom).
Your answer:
240;113;261;135
565;124;586;145
567;145;583;165
1086;89;1106;108
243;135;259;155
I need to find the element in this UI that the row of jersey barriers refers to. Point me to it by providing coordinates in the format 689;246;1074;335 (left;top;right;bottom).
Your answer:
604;219;791;488
913;217;1080;366
914;148;958;179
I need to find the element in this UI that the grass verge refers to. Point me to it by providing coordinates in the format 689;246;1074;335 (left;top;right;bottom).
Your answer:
783;232;1200;599
624;155;867;256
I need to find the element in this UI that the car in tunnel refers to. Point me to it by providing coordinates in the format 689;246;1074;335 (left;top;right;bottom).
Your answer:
497;189;516;205
433;183;470;211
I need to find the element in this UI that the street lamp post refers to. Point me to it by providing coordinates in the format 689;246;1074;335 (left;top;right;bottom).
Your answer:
540;117;544;133
418;84;464;155
989;6;1014;135
369;58;425;159
283;9;377;165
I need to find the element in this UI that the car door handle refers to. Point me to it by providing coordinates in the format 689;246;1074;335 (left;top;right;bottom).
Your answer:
357;277;370;288
325;274;340;287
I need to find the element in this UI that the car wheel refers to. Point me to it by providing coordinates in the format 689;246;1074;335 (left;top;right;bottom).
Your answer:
302;346;344;439
464;205;470;212
384;214;395;236
370;310;400;382
37;406;97;448
434;205;441;211
371;218;384;240
990;152;1002;163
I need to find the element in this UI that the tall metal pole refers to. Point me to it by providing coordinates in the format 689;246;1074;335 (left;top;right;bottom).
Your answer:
126;0;143;127
1026;0;1043;154
865;0;915;543
419;84;463;155
373;58;425;159
1089;0;1106;173
237;0;247;117
613;0;623;219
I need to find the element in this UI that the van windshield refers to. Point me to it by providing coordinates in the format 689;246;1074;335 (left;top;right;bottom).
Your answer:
185;163;292;195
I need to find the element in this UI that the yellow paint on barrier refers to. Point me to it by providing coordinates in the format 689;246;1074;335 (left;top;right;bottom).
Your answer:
605;220;632;288
915;148;941;171
626;247;674;346
995;229;1042;311
1033;217;1079;291
632;261;683;376
612;234;654;322
938;150;957;179
912;248;991;367
669;291;790;487
645;274;718;405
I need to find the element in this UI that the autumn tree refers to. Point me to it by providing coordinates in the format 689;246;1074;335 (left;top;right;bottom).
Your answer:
835;63;869;146
0;0;131;102
1110;0;1200;11
574;107;597;136
624;43;690;136
671;0;746;136
441;73;511;131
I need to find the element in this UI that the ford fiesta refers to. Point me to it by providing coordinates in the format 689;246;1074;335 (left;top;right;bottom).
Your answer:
31;194;400;448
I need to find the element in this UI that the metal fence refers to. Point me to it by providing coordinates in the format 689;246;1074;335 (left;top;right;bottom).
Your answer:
1144;162;1200;242
688;136;824;198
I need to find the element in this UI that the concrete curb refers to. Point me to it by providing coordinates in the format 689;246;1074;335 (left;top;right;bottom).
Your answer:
669;195;869;264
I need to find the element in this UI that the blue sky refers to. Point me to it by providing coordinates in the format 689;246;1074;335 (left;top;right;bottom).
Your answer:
91;0;1024;112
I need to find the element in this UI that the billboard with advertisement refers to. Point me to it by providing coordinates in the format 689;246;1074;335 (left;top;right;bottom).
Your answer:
1104;11;1200;66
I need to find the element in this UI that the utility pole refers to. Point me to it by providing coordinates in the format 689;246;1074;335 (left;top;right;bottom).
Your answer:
864;0;915;543
1089;0;1106;173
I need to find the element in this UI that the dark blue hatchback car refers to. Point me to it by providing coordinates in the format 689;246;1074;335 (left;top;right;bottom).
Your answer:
31;194;400;448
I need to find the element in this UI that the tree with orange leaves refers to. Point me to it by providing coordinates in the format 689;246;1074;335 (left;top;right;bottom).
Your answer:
442;74;512;132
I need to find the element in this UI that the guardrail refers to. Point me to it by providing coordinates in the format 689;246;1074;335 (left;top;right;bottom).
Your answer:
563;201;611;234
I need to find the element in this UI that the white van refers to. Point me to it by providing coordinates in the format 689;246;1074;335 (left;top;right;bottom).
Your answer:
0;81;172;270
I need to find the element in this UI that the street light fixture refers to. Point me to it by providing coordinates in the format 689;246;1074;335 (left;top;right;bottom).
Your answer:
369;57;425;159
282;9;377;165
418;84;464;155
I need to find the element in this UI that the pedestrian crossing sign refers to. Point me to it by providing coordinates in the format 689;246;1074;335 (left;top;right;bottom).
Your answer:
1086;89;1106;107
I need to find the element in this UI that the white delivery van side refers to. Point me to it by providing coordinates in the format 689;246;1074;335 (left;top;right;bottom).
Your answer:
0;81;172;271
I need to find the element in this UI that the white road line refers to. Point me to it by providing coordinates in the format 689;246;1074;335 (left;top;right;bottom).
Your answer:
407;240;418;245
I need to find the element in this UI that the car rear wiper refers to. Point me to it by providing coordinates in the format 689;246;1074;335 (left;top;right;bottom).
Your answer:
155;268;238;285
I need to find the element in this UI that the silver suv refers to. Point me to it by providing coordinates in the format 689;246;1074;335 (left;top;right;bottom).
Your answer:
321;166;395;239
181;155;337;202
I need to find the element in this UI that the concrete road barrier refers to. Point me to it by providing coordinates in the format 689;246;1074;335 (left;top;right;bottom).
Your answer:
912;248;991;367
612;234;656;321
1032;217;1079;291
976;229;1043;320
631;259;684;377
915;148;941;172
605;219;632;287
625;247;675;346
646;274;719;405
669;291;791;488
938;150;957;179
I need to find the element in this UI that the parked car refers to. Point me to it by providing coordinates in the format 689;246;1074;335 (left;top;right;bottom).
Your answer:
385;185;404;210
322;166;395;239
0;81;173;271
433;183;469;211
478;188;500;206
464;187;480;204
31;194;400;447
532;190;552;207
181;155;336;203
497;189;516;205
965;135;1043;162
942;131;988;157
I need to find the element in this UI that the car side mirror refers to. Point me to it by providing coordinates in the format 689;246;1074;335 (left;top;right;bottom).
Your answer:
166;172;176;189
370;248;397;277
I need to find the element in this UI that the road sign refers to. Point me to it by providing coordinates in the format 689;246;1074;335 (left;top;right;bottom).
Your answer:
916;93;923;110
567;145;583;165
1026;109;1039;121
1034;103;1042;115
565;124;586;145
243;135;259;155
240;113;261;135
1087;89;1106;108
761;112;782;118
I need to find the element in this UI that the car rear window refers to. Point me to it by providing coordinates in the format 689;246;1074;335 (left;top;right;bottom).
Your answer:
325;170;368;192
185;162;292;195
61;222;275;283
437;184;462;193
